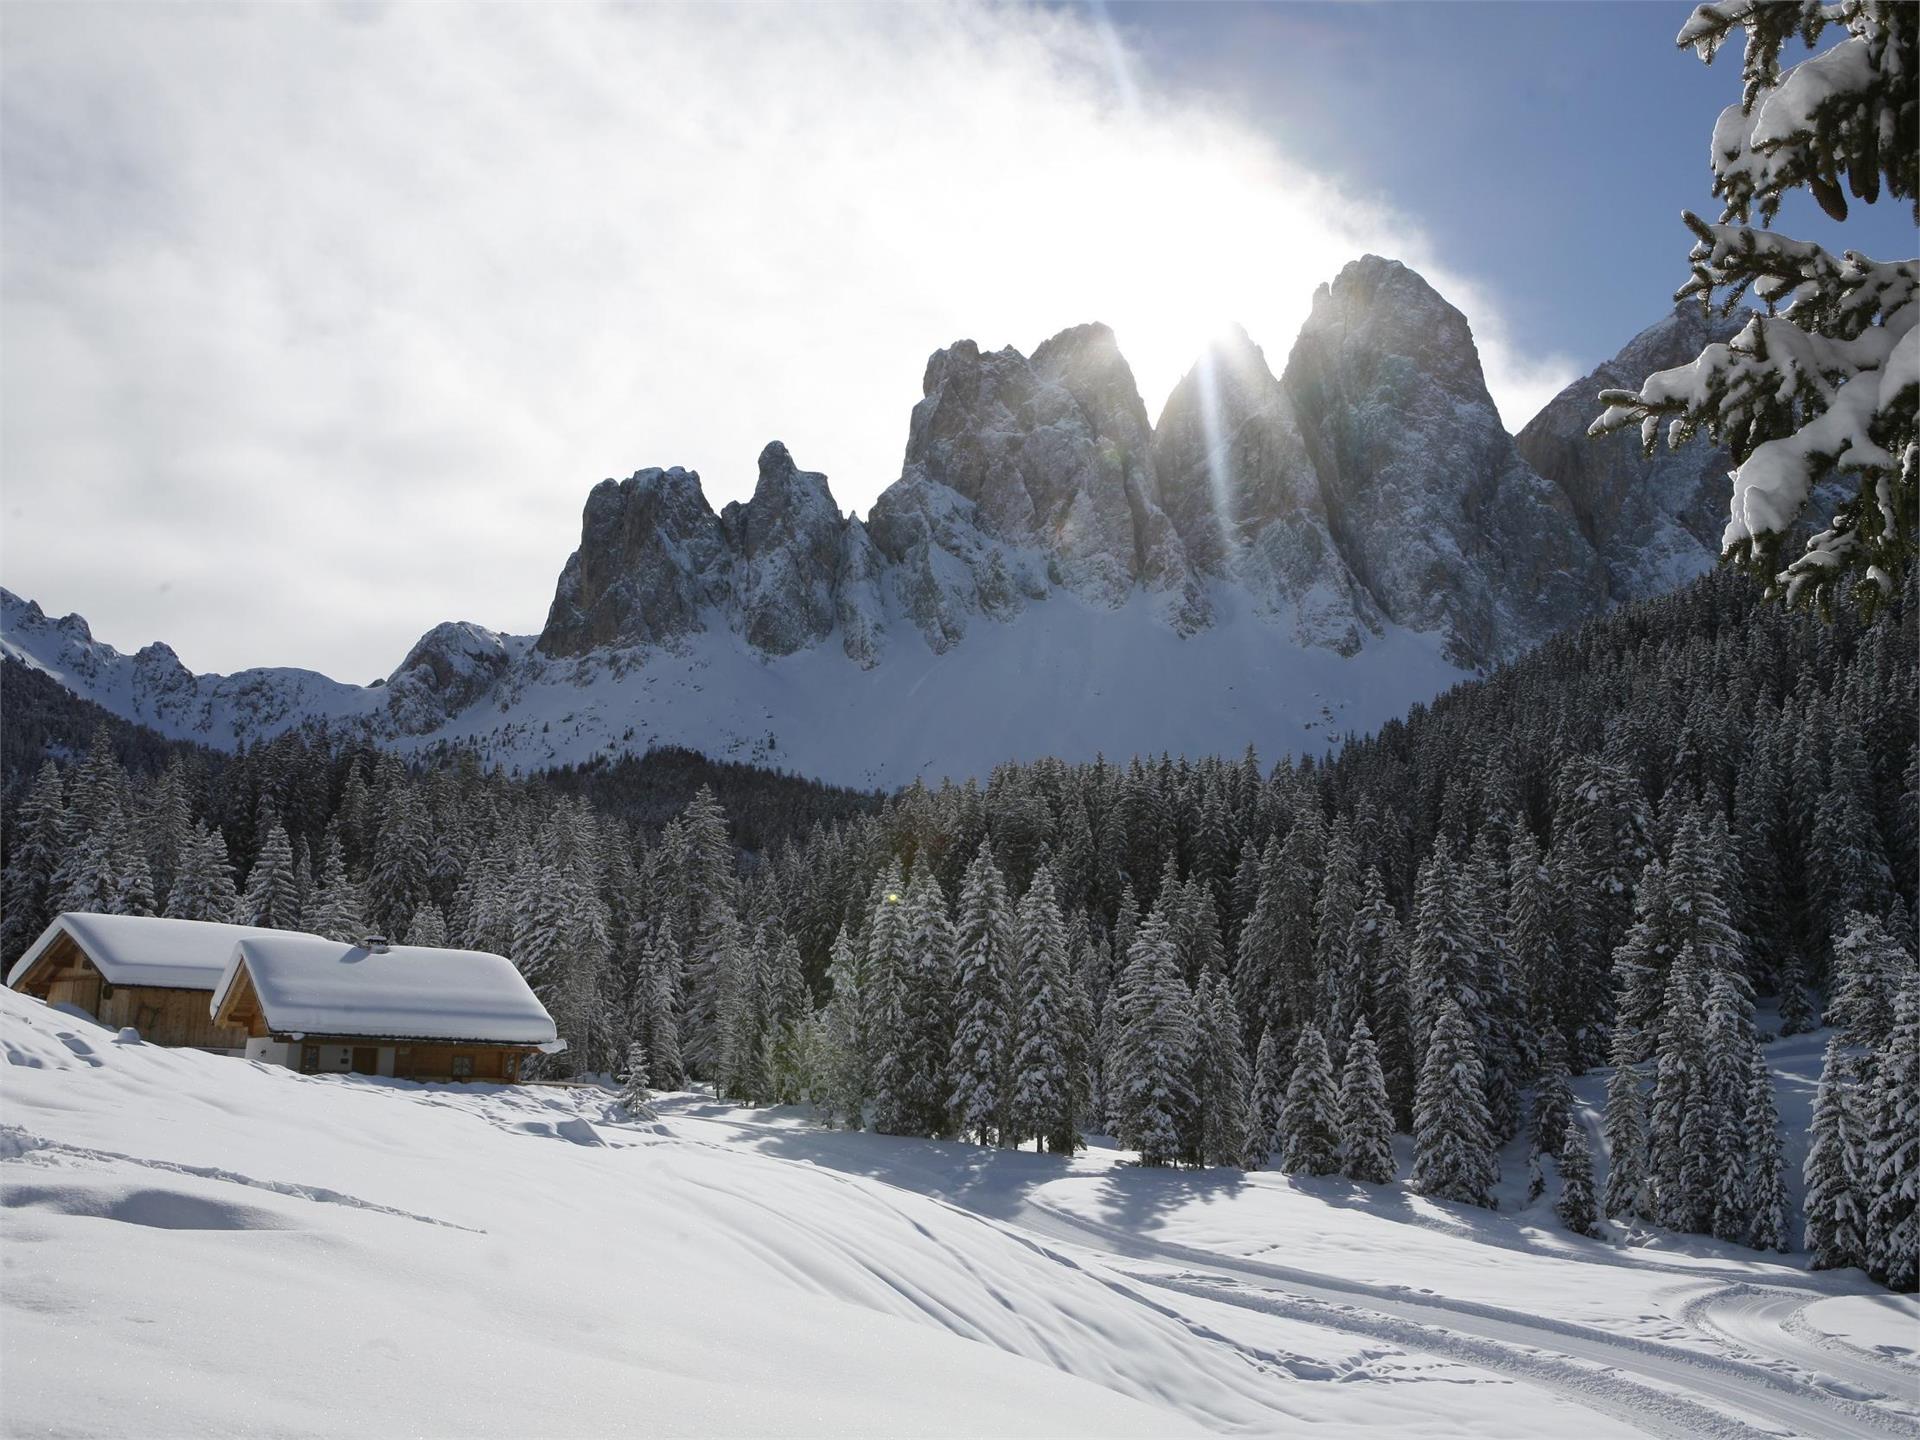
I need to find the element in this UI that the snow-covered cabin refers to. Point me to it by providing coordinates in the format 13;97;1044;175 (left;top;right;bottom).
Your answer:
6;913;278;1050
209;931;559;1082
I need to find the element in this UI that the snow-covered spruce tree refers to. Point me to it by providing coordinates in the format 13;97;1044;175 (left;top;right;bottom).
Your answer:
1111;904;1197;1167
1411;998;1499;1208
304;829;364;941
631;936;685;1092
1744;1045;1791;1253
1215;982;1262;1167
1649;945;1716;1233
1592;2;1916;619
1410;846;1477;1059
820;926;872;1128
167;824;239;924
407;903;449;947
1777;953;1818;1035
1279;1024;1341;1176
1864;976;1919;1290
949;842;1014;1146
618;1039;657;1121
366;784;429;940
1531;1029;1575;1158
1349;868;1417;1128
762;932;813;1106
1804;1033;1870;1270
1704;964;1759;1241
241;821;301;930
1008;864;1079;1154
1248;1025;1285;1166
1602;1029;1653;1220
1506;827;1560;1042
1549;755;1654;1069
1555;1116;1602;1238
873;863;955;1138
1338;1016;1396;1185
0;761;68;960
1827;908;1912;1047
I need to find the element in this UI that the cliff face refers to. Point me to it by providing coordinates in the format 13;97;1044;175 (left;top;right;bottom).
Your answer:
1516;303;1746;602
534;256;1643;677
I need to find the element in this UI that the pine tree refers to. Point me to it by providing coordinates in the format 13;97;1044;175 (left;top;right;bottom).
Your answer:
1601;1029;1651;1220
1649;945;1712;1233
949;842;1014;1145
1410;847;1476;1056
1111;904;1197;1167
618;1039;657;1121
1411;999;1499;1208
1279;1025;1341;1176
1248;1026;1284;1167
1704;965;1758;1242
873;863;954;1137
1804;1034;1869;1271
0;762;68;962
1827;910;1910;1048
1008;866;1079;1154
304;828;364;941
628;934;684;1092
820;927;871;1128
367;783;429;940
1593;2;1916;617
1530;1029;1574;1157
1864;977;1919;1291
1194;977;1254;1167
241;821;301;930
407;903;449;947
1776;954;1816;1036
1337;1015;1395;1184
167;824;239;924
1744;1047;1790;1253
1554;1116;1601;1238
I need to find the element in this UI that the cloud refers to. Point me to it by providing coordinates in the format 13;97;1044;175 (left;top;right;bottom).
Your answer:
1;1;1572;679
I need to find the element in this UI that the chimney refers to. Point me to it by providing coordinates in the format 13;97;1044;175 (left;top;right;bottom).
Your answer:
363;935;390;954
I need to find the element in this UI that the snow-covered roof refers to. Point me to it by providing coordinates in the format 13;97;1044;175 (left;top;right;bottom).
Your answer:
6;913;291;992
212;932;556;1046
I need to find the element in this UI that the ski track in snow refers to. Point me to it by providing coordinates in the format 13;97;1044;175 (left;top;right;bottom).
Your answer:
667;1104;1918;1440
1012;1197;1920;1440
1684;1284;1920;1407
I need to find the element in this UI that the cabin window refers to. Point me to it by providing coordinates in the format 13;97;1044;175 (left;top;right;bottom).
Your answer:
451;1054;474;1080
100;982;115;1000
300;1045;319;1074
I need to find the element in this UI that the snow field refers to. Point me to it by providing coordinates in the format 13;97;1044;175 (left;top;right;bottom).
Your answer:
2;988;1914;1438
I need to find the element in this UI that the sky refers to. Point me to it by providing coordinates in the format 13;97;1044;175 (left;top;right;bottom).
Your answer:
2;1;1913;682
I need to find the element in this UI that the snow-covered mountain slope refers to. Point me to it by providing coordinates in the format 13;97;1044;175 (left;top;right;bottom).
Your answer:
4;988;1913;1438
1;258;1741;787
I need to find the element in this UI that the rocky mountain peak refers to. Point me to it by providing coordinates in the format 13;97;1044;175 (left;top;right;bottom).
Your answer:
1300;255;1491;404
1282;256;1605;668
1516;303;1748;602
385;621;513;733
537;466;731;658
725;441;847;656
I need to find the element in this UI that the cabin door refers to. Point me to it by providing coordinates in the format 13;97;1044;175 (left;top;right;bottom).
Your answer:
351;1047;379;1075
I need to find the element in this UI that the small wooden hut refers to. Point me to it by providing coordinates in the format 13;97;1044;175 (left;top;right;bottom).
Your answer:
6;913;277;1050
209;930;560;1082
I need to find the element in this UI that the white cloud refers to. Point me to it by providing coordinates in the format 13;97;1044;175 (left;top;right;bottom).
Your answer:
1;1;1572;679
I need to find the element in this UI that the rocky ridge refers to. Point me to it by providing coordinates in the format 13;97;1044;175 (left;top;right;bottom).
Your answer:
2;257;1741;783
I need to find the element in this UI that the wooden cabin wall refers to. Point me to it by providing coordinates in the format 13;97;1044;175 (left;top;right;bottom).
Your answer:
98;984;249;1049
